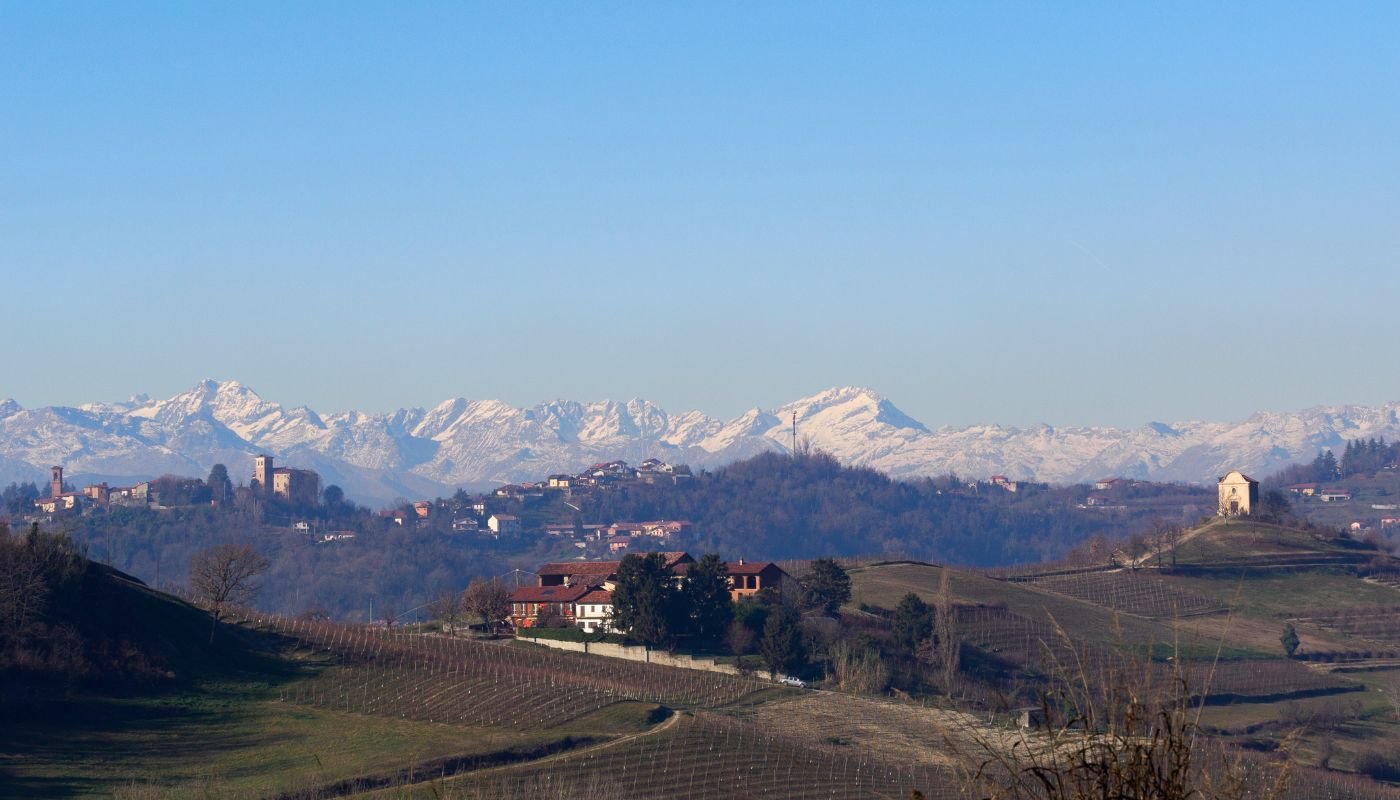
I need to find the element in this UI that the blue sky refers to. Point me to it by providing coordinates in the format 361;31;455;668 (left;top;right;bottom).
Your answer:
3;3;1398;427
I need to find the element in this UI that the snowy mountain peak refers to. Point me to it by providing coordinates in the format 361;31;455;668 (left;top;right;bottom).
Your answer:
6;381;1400;506
777;386;929;434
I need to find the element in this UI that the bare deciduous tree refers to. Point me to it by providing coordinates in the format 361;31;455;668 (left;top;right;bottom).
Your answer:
428;590;465;635
188;543;270;642
462;578;510;635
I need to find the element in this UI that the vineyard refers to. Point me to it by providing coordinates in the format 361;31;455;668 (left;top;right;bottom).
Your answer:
1013;569;1224;618
1295;606;1400;648
247;615;980;799
401;709;963;800
254;616;774;729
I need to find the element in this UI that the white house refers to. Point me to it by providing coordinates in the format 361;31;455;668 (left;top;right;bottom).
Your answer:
573;588;614;633
488;513;521;535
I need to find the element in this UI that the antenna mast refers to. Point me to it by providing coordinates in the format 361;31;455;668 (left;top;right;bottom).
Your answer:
792;411;797;455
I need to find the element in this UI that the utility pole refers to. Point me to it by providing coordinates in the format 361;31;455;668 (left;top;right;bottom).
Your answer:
792;411;798;454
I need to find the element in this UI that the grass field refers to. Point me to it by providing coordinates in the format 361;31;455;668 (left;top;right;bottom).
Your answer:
0;680;525;799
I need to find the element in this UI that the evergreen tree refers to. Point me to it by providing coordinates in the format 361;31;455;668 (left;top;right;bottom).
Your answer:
610;553;680;647
207;464;232;504
1281;623;1300;658
892;591;934;654
681;553;732;645
801;558;852;615
1319;450;1340;481
760;604;804;678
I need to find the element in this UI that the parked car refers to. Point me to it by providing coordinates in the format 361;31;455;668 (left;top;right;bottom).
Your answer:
780;676;806;688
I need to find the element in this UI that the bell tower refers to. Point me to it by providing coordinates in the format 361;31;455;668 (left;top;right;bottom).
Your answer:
253;455;273;493
51;466;64;497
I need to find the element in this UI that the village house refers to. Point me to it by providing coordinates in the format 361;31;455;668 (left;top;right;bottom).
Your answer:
989;475;1019;492
642;520;692;538
105;481;152;507
722;560;790;602
573;587;615;633
514;553;787;632
536;553;695;588
1217;471;1259;516
1094;477;1124;491
607;535;632;552
606;521;648;538
1085;494;1110;507
488;513;521;536
545;474;574;490
507;584;592;628
1320;488;1353;502
1286;483;1319;496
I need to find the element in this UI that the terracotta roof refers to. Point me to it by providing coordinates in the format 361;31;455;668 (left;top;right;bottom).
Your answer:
576;588;612;604
509;584;591;603
725;561;786;576
537;560;621;577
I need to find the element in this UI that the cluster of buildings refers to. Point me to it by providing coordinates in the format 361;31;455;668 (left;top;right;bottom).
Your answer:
32;466;157;515
497;458;690;501
391;459;695;553
28;456;320;517
507;553;791;633
1284;483;1353;502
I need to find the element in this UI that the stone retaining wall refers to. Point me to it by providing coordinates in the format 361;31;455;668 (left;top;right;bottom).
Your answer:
520;636;745;676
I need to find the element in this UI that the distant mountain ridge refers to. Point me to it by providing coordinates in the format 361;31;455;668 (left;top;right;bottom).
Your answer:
3;380;1399;506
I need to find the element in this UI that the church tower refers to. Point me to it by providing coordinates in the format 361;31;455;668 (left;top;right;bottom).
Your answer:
253;455;273;493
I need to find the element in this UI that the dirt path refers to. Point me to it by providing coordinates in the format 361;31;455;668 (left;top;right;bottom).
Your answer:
462;707;681;780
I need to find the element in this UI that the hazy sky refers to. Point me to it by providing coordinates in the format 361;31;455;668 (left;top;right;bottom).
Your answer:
4;3;1398;428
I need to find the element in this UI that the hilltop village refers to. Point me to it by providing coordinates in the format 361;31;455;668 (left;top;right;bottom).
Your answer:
5;455;701;561
24;456;319;516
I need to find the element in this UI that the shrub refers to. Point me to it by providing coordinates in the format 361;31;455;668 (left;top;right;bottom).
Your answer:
1354;750;1400;782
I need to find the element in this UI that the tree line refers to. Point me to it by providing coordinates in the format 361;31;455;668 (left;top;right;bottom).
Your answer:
1268;437;1400;487
580;451;1130;566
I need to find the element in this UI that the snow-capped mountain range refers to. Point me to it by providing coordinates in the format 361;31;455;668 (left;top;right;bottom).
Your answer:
2;380;1398;506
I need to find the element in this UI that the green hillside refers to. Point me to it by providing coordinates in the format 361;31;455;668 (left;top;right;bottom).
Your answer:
847;518;1400;785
